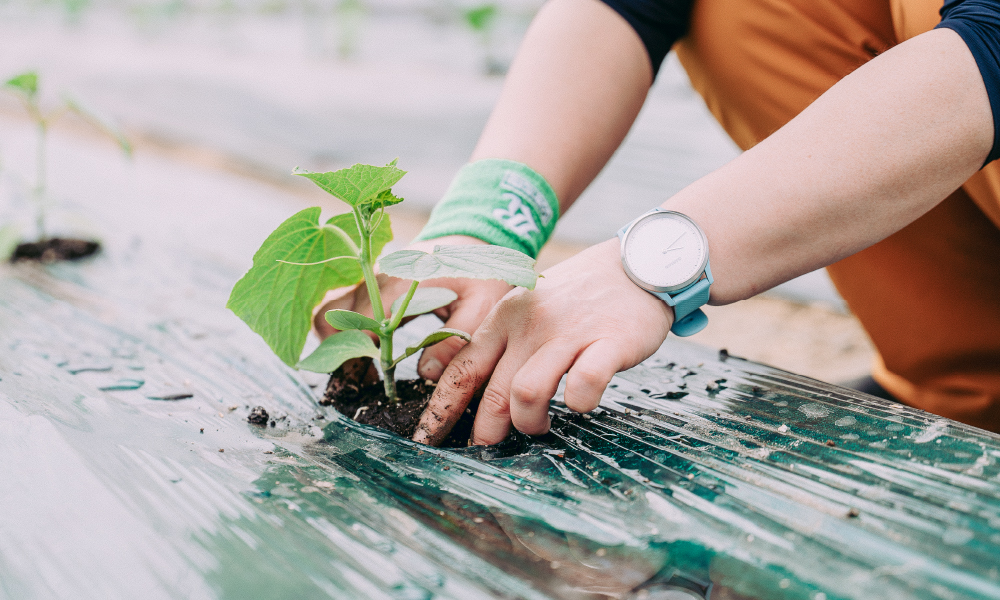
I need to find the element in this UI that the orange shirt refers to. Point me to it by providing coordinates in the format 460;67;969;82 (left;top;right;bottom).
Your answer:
674;0;1000;431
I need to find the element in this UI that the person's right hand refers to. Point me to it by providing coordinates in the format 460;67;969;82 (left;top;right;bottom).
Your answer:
412;238;675;446
312;235;514;381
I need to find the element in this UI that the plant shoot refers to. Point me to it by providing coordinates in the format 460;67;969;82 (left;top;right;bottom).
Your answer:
3;71;132;242
228;161;539;403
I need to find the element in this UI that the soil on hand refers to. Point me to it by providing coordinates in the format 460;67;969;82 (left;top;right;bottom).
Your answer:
322;357;478;448
12;238;100;263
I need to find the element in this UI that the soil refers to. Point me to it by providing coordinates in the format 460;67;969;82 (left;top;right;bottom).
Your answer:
11;238;101;262
247;406;269;425
321;357;478;448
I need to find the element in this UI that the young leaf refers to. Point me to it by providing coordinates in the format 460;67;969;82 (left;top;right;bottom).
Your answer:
359;189;404;220
295;162;405;208
379;245;539;289
464;4;498;32
4;72;38;98
325;309;380;332
297;330;380;373
227;207;392;367
390;328;470;368
390;287;457;318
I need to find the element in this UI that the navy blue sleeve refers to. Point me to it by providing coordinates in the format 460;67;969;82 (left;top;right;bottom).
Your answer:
598;0;695;77
937;0;1000;165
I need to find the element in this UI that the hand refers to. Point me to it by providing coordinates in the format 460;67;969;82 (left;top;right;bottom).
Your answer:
413;238;674;446
313;235;514;380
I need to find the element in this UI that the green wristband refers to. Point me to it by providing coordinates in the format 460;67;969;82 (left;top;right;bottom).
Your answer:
414;159;560;259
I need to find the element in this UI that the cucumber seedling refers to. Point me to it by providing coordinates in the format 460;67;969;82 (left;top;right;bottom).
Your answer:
227;161;539;404
3;71;131;261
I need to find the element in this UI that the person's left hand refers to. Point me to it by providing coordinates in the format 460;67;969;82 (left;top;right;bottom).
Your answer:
413;238;676;446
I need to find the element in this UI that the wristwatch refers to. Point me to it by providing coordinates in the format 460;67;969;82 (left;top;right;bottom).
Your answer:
617;209;713;337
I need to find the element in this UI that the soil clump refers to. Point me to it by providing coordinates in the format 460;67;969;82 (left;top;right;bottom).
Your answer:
247;406;269;425
321;357;478;448
12;238;100;262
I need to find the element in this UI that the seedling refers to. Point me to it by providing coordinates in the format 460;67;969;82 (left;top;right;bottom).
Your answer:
3;71;131;243
227;161;539;403
463;3;504;76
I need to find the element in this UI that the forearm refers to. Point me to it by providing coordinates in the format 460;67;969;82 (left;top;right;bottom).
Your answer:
666;28;994;304
470;0;652;212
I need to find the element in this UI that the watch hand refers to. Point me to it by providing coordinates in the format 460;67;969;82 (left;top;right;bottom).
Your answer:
664;232;686;250
661;247;683;254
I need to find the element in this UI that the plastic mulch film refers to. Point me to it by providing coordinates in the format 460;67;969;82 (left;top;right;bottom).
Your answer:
2;225;999;600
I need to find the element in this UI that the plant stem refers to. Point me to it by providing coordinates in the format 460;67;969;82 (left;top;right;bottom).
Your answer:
354;207;396;401
380;331;397;402
34;119;47;241
387;280;419;333
321;224;359;256
359;238;385;323
379;279;418;403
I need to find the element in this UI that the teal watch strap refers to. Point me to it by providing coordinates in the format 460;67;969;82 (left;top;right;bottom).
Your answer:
651;262;713;337
617;211;713;337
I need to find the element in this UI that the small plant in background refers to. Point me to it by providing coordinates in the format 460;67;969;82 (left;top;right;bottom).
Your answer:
463;3;505;76
227;161;539;405
3;71;131;261
335;0;365;59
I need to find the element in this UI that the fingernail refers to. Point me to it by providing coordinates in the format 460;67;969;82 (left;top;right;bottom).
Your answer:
420;358;443;380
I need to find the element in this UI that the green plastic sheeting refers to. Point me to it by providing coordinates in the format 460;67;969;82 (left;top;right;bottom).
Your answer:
1;165;999;600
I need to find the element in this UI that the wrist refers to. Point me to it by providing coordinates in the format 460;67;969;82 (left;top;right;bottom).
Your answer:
415;159;560;259
595;237;676;330
616;210;711;336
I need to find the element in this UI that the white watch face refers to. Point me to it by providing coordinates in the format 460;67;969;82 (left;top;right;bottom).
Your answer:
623;211;708;292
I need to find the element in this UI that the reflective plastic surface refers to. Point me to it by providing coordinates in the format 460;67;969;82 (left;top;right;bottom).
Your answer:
1;142;997;599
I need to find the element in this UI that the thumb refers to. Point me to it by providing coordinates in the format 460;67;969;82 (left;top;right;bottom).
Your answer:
312;285;358;340
416;309;475;380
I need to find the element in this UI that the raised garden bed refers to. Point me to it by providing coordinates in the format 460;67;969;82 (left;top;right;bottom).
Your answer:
1;127;997;599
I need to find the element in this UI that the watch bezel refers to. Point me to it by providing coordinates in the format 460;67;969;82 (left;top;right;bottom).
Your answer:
620;210;709;294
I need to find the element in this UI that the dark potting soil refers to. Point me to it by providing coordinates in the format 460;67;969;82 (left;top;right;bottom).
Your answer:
321;358;478;448
11;238;100;262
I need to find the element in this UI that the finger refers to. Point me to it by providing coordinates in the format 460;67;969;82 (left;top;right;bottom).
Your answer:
413;323;508;446
417;300;484;380
507;342;578;437
419;280;511;380
313;286;358;339
468;343;540;445
563;339;621;414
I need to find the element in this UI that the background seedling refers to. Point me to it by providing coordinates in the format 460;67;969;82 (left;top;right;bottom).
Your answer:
3;71;132;243
463;3;504;76
228;160;539;403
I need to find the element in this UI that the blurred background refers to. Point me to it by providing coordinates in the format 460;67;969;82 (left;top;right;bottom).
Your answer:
0;0;874;382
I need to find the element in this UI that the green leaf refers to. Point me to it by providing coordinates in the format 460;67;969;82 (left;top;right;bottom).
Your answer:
390;287;457;318
325;309;380;332
390;328;470;368
228;208;367;366
0;224;20;262
295;162;406;209
297;330;380;373
4;72;37;98
464;4;498;31
360;188;404;220
379;245;540;289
